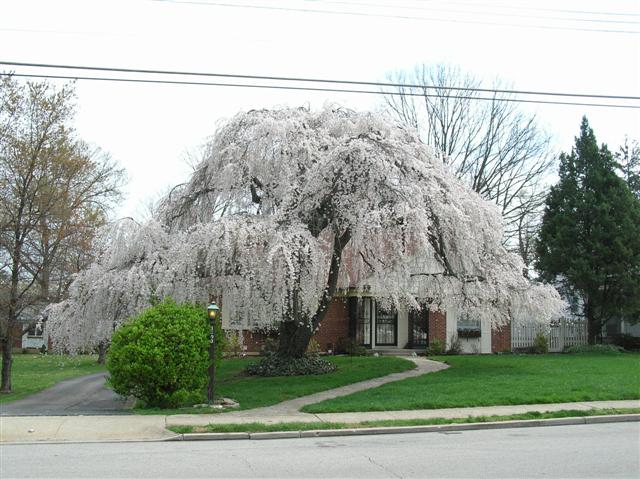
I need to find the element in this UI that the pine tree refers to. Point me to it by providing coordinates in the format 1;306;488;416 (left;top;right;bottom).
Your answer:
537;117;640;343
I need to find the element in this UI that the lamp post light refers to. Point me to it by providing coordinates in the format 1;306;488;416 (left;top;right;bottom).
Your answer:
207;302;220;404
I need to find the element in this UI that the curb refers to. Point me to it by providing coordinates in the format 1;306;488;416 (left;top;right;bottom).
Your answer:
174;414;640;441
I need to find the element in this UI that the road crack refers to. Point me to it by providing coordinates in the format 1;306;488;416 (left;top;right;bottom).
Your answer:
367;455;403;479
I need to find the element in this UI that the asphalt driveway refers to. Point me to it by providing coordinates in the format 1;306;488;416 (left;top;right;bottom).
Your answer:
0;372;134;416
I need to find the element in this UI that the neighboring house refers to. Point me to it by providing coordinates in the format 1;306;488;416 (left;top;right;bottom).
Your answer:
225;294;512;354
13;303;50;352
603;318;640;339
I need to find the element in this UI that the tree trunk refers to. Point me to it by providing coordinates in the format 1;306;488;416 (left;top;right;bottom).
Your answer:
1;336;13;393
97;341;107;365
277;321;314;358
585;300;599;345
275;229;351;359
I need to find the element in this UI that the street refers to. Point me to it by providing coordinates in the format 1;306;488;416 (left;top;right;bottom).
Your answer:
1;422;638;478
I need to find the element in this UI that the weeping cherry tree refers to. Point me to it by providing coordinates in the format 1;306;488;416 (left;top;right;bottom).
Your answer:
48;106;564;361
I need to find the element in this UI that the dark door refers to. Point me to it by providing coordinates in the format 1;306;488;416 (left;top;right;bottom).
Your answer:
409;308;428;348
375;306;397;346
355;298;372;346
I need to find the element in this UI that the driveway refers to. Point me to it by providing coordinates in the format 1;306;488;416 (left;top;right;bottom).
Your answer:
0;372;134;416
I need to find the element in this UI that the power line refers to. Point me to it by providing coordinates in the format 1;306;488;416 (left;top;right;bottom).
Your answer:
2;61;638;101
3;72;638;109
317;0;640;18
310;0;640;25
151;0;639;34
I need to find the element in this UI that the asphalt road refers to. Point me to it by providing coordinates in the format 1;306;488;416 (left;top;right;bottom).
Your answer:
0;372;133;416
1;423;638;478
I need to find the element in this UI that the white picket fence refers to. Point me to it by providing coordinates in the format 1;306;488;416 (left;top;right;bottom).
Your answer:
511;319;588;352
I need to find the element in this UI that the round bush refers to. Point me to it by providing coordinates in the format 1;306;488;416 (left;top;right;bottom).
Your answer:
107;298;223;408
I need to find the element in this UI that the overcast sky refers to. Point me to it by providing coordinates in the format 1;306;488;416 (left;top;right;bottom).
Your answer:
3;0;639;218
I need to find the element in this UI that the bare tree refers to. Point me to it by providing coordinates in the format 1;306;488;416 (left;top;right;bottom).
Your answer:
0;76;124;391
383;64;554;268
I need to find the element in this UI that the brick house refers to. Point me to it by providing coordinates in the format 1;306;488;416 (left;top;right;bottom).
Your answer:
228;293;511;354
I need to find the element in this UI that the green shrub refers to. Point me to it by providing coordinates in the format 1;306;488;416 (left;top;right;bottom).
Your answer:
426;338;445;356
446;334;462;355
335;337;369;356
260;337;279;356
244;354;338;376
107;298;224;408
565;344;623;354
224;330;243;358
533;332;549;354
612;333;640;351
307;338;321;354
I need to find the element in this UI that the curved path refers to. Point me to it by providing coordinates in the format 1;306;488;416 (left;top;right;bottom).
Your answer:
169;357;449;426
0;372;134;416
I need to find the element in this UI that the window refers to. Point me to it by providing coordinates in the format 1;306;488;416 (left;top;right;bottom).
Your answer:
27;322;44;338
457;316;481;338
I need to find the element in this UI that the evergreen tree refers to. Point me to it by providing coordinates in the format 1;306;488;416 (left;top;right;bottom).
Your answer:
615;138;640;198
537;117;640;343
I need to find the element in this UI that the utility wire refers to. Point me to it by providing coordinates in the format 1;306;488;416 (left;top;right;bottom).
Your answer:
310;0;640;25
2;61;638;101
3;72;638;109
314;0;640;18
151;0;640;34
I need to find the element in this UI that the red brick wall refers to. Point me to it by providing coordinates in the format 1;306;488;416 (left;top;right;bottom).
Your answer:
311;298;349;352
491;322;511;353
429;310;447;344
241;330;276;353
238;298;350;354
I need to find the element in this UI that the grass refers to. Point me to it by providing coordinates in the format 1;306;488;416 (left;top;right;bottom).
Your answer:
301;353;640;413
168;407;640;434
0;354;106;404
134;355;415;415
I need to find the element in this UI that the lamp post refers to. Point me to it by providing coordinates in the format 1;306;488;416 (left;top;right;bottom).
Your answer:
207;302;220;404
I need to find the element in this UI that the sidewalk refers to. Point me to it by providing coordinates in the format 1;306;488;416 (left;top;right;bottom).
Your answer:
2;400;638;444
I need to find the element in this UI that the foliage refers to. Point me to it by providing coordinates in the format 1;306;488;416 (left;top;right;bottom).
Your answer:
306;338;321;354
616;138;639;198
536;117;640;343
532;332;549;354
446;334;463;355
336;337;369;356
244;353;337;377
51;106;563;361
611;333;640;351
224;330;243;358
565;344;623;354
426;338;445;356
302;354;640;413
457;328;481;339
107;299;222;408
260;337;279;356
0;76;124;393
0;354;105;404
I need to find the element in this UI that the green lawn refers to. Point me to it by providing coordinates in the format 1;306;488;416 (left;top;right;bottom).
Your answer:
169;407;640;434
0;354;106;404
135;356;415;414
302;353;640;413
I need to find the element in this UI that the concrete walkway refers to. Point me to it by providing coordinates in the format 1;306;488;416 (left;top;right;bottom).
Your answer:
230;356;449;418
2;400;638;443
1;356;638;443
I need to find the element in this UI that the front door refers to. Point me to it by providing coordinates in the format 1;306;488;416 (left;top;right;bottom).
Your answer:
375;306;397;346
409;308;428;348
